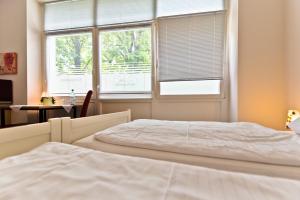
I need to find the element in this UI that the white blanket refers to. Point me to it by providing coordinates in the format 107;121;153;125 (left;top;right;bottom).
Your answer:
0;142;300;200
95;119;300;166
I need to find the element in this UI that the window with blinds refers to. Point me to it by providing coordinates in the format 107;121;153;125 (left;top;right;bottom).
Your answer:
157;0;226;95
43;0;227;96
158;12;226;82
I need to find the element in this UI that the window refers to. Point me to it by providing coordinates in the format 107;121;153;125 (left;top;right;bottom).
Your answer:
46;33;93;95
160;80;220;96
99;27;152;94
43;0;227;98
157;11;226;96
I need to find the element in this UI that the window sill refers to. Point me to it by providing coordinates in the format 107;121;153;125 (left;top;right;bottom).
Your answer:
99;94;152;102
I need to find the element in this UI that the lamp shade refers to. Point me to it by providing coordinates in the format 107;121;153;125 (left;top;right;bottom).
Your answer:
286;110;300;128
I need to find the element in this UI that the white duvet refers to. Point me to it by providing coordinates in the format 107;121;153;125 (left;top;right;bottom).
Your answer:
95;119;300;166
1;142;300;200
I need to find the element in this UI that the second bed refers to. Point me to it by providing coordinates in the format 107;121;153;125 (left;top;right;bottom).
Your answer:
61;110;300;180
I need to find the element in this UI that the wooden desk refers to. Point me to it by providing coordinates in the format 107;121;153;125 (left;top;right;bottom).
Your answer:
0;105;80;128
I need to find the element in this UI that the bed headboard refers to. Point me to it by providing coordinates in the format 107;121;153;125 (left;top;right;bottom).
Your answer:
61;110;131;144
0;118;61;159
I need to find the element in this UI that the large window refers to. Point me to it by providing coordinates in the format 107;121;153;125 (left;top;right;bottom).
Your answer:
100;27;152;94
46;33;93;95
157;12;226;96
44;0;227;98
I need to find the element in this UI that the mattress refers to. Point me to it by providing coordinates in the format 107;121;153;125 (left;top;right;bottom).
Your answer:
93;119;300;166
74;135;300;180
1;142;300;200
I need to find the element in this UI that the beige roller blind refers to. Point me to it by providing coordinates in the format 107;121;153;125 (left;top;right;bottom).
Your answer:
44;0;94;31
97;0;154;26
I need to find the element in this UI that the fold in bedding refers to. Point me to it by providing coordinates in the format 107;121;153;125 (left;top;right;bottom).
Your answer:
94;119;300;166
0;142;300;200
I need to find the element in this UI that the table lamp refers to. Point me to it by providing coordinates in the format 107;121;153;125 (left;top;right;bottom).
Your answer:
286;110;300;133
40;92;56;106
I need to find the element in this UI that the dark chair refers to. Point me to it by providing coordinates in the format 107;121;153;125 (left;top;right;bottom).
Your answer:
80;90;93;118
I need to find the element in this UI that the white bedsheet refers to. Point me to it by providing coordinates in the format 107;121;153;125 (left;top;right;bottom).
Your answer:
74;135;300;180
1;142;300;200
94;119;300;166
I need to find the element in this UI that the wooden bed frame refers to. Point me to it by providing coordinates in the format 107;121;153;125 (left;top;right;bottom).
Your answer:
0;110;131;159
61;110;131;144
0;118;61;159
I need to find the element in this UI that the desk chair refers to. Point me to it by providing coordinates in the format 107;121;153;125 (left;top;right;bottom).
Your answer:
80;90;93;118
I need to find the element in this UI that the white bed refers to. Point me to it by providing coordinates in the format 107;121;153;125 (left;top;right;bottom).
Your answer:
75;134;300;180
1;142;300;200
0;118;61;159
62;112;300;180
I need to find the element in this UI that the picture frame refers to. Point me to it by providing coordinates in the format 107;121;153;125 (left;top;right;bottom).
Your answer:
0;52;17;75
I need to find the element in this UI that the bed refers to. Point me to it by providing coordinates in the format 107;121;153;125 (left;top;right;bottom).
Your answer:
1;142;300;200
0;118;61;159
60;111;300;180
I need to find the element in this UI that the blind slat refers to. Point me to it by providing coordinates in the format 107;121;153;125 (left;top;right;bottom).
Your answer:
158;12;226;82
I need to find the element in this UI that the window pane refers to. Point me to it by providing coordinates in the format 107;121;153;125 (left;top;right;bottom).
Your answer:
46;33;93;95
160;80;220;95
157;0;225;17
100;27;152;93
44;0;94;31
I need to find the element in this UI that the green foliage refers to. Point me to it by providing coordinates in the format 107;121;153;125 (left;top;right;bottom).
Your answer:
56;33;93;74
100;28;152;73
54;28;151;75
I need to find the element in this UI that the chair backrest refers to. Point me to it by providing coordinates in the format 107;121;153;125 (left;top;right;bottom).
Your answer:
80;90;93;117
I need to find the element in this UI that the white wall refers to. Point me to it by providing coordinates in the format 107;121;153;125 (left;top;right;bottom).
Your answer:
0;0;28;123
27;0;43;105
102;99;227;121
285;0;300;111
238;0;286;130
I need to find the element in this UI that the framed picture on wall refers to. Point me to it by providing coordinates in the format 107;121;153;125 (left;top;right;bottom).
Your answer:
0;52;17;75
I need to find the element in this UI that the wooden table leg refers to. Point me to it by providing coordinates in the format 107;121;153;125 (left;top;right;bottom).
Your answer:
0;109;5;128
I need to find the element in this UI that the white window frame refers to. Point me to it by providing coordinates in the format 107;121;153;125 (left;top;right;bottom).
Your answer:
42;0;229;101
98;24;153;95
43;29;95;97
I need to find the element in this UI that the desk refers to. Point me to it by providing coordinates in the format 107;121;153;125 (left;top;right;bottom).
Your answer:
0;105;80;128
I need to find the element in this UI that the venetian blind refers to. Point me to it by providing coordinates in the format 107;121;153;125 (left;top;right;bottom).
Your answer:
158;12;226;82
